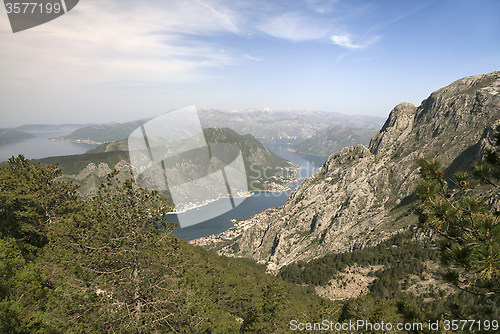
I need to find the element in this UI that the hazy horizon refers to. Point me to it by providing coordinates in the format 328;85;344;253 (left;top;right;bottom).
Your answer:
5;107;388;129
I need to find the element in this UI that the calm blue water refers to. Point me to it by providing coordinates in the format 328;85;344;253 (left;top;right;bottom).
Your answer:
0;131;98;162
0;134;326;241
171;145;327;241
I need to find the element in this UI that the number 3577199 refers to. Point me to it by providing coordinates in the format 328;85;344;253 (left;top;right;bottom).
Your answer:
5;2;62;14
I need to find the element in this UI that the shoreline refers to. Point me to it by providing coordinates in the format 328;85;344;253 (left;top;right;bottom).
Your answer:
188;207;280;248
169;163;303;214
50;137;105;145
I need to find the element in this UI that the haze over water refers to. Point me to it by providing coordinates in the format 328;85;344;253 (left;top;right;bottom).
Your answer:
0;131;98;162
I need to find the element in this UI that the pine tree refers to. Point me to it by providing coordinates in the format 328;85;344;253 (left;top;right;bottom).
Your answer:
0;155;79;255
0;155;79;333
45;171;196;333
415;150;500;296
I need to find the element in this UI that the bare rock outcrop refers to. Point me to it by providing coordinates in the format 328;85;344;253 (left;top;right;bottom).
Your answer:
220;71;500;274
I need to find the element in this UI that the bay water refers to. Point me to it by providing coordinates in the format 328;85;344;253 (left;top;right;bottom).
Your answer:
0;131;98;162
0;135;326;241
171;145;327;240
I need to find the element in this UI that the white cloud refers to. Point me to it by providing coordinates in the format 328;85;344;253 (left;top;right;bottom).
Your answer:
0;0;244;91
197;0;241;35
305;0;340;14
0;0;381;100
258;12;330;41
0;0;381;95
243;54;263;61
330;34;378;49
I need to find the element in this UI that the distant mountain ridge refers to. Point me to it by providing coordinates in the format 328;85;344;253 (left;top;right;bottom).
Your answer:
53;120;147;144
291;124;379;157
36;127;298;198
219;71;500;273
51;110;385;145
199;109;384;144
13;123;95;134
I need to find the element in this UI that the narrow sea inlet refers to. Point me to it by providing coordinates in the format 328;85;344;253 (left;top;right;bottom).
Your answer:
171;144;327;241
0;131;98;162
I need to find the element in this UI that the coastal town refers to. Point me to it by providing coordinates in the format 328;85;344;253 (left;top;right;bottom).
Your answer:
172;190;252;213
188;207;280;248
174;164;301;213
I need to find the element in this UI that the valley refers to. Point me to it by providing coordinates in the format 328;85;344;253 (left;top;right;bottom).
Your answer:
291;124;379;157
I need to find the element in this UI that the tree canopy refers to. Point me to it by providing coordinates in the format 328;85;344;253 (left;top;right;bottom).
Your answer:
415;152;500;296
0;156;338;333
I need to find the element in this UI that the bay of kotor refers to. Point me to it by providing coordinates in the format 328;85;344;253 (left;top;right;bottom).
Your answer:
171;145;327;241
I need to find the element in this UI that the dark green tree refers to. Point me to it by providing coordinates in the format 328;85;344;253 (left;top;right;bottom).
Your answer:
1;156;343;333
45;171;196;333
415;156;500;296
0;155;79;333
0;155;79;255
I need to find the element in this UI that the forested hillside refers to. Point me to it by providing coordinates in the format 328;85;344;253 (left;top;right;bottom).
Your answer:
0;129;35;144
33;127;298;199
0;156;336;333
2;150;499;332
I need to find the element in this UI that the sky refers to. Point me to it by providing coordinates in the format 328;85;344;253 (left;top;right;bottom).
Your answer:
0;0;499;128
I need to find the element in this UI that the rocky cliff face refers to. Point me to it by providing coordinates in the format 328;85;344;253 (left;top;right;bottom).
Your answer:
219;71;500;273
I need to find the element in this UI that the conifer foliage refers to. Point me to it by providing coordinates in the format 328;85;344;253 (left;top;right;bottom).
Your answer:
415;143;500;296
46;171;195;333
0;156;338;333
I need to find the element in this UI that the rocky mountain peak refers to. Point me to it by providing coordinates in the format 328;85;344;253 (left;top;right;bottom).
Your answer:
369;102;417;155
430;71;500;99
220;71;500;273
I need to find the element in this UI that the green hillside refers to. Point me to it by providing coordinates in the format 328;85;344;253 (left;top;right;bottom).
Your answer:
279;231;500;331
3;156;497;333
32;127;298;198
0;129;35;144
0;157;337;333
54;120;147;144
34;151;130;175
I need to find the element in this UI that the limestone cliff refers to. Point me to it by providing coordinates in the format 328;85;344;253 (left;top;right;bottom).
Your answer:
219;71;500;273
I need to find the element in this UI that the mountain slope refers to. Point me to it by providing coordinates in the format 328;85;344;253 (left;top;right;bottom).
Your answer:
220;71;500;273
53;120;147;144
0;129;35;144
291;124;379;156
36;127;298;197
13;123;94;135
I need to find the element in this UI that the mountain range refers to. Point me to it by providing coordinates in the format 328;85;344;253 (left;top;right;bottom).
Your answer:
290;124;379;157
4;71;500;331
13;123;95;135
198;109;384;144
219;70;500;273
51;109;384;145
35;127;298;199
